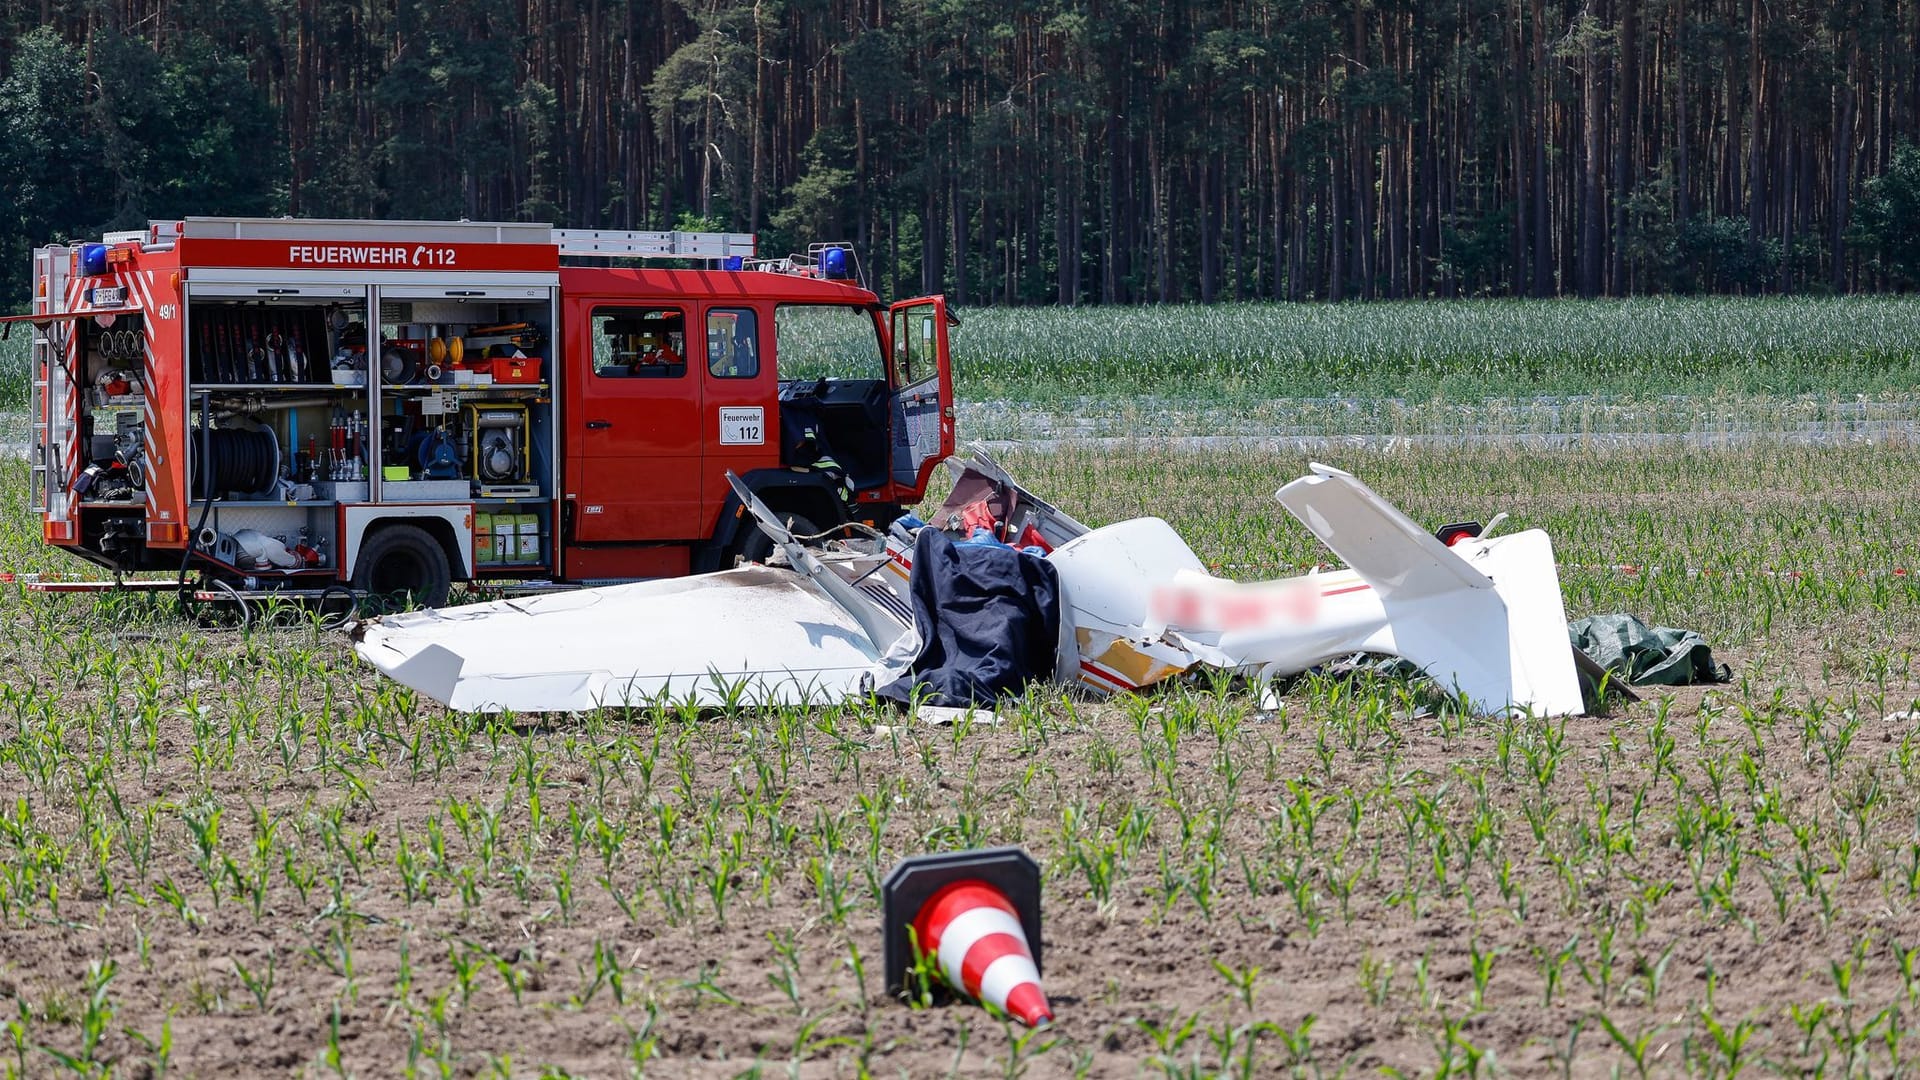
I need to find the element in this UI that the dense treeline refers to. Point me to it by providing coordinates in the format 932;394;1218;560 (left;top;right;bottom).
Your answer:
6;0;1920;309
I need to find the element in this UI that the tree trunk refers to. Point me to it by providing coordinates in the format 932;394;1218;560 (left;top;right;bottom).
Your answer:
1676;3;1690;227
1833;34;1858;290
1580;18;1602;298
1532;0;1552;295
1612;0;1636;294
1745;0;1762;246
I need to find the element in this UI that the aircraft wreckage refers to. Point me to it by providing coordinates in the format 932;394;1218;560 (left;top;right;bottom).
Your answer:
352;454;1584;717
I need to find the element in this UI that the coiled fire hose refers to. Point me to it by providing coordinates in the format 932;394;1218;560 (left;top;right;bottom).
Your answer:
189;428;277;497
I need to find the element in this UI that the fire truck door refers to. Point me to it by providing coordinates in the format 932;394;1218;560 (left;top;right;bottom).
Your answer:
886;296;955;493
568;305;703;541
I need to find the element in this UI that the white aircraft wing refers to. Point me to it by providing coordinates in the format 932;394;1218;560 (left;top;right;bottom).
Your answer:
352;565;891;713
1275;462;1581;716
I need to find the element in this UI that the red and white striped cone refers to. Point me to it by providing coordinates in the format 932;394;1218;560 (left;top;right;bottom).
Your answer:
914;878;1052;1026
882;847;1052;1027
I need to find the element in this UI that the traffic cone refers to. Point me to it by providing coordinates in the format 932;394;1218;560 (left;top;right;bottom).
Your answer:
882;846;1052;1027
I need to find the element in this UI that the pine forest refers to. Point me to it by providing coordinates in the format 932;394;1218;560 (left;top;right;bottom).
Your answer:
5;1;1920;307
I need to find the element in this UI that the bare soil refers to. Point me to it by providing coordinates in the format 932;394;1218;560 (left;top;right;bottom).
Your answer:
2;606;1918;1078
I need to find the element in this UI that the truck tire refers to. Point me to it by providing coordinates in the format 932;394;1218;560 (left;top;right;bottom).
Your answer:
353;524;452;609
731;512;819;567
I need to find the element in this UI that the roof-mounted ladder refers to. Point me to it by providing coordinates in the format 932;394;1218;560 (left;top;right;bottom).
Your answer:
145;218;758;261
552;229;756;261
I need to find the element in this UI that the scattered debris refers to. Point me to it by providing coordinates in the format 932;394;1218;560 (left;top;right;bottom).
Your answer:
348;564;889;713
354;451;1586;716
1569;613;1732;686
872;707;1005;737
911;704;1005;727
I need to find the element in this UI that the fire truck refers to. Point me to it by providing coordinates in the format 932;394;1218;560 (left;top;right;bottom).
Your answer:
9;217;954;610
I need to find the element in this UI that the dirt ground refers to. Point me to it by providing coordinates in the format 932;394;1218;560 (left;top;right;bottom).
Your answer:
0;595;1917;1079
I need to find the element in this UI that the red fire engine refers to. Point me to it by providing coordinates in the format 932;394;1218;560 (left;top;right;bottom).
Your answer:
8;218;954;609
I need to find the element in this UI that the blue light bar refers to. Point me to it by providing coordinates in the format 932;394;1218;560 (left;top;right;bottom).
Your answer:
79;244;109;276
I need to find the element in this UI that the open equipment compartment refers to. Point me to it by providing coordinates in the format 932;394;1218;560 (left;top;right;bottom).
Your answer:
370;283;558;575
181;280;374;580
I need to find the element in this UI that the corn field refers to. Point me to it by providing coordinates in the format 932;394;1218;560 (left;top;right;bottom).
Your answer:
0;302;1918;1075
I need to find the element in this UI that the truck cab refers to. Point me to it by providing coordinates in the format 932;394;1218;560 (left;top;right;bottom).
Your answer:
558;264;955;580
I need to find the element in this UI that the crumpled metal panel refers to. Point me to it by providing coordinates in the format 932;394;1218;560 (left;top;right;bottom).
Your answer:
353;565;888;713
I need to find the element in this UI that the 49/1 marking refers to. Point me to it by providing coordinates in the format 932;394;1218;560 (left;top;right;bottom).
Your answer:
718;406;765;445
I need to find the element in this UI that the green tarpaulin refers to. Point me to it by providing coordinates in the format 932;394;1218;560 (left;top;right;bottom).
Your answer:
1569;614;1730;687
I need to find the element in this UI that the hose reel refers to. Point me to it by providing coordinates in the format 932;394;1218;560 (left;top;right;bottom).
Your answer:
191;426;280;498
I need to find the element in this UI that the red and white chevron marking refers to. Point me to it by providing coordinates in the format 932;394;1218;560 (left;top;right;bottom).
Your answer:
122;269;162;522
58;268;161;520
57;275;88;512
912;880;1052;1027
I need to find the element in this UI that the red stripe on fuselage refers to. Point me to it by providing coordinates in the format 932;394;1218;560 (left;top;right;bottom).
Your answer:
1078;660;1134;691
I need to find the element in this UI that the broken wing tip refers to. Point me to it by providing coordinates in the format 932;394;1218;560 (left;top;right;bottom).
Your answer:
1275;462;1359;502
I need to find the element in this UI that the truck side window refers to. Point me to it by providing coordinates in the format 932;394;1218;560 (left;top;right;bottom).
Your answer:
890;308;935;388
593;307;687;378
706;308;759;378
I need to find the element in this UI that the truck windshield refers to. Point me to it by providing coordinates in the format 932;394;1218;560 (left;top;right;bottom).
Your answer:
773;304;883;381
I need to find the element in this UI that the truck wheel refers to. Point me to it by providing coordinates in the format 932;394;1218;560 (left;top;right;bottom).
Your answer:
732;512;819;567
353;524;452;609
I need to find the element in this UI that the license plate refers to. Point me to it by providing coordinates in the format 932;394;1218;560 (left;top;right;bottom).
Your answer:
88;286;127;307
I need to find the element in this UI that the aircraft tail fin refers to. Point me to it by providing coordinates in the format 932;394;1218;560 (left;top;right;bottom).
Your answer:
1276;464;1583;716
